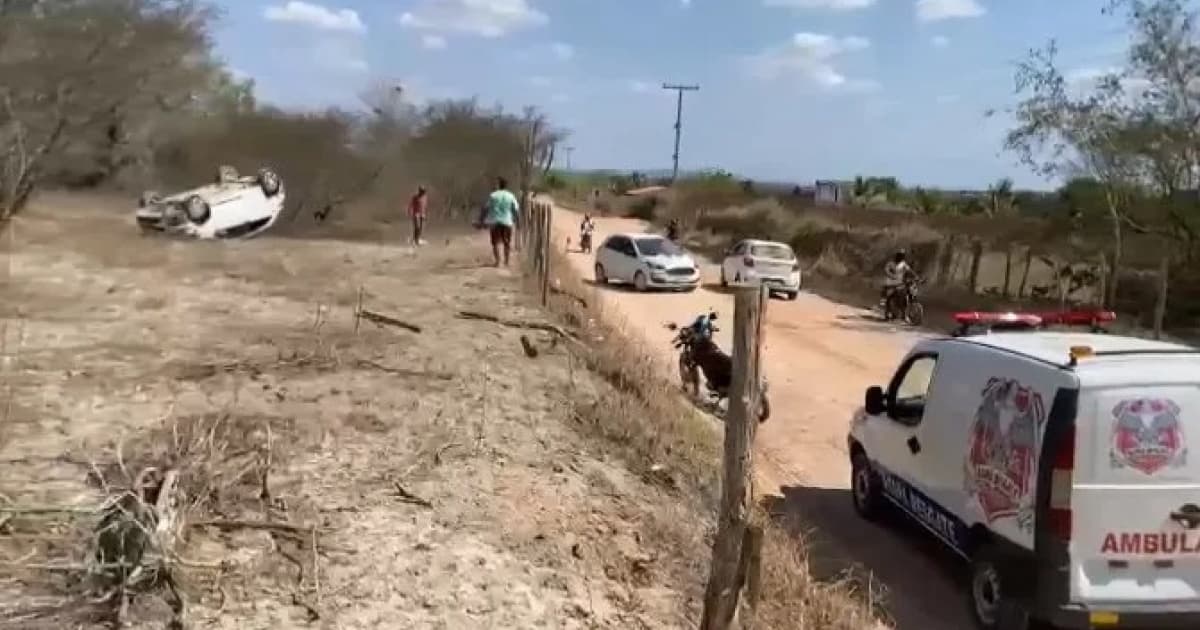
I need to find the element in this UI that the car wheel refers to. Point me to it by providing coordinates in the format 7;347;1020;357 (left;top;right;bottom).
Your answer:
850;450;883;520
257;168;282;197
786;291;799;301
138;190;161;208
968;545;1010;630
183;195;211;224
633;271;649;292
720;267;728;288
594;263;608;285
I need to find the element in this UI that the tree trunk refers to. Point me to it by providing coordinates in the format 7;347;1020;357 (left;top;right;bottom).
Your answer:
968;239;983;294
1017;247;1033;299
701;286;767;630
1104;190;1123;309
1002;246;1013;299
1154;253;1169;340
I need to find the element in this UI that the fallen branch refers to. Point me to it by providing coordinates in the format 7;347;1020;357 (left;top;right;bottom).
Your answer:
434;442;463;466
391;482;433;508
188;519;324;535
358;308;422;334
519;335;539;358
456;310;579;340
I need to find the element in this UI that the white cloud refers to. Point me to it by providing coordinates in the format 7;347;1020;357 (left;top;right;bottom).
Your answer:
764;0;876;9
747;32;877;91
916;0;985;22
931;35;950;47
421;34;447;49
551;42;574;60
399;0;548;38
263;1;365;33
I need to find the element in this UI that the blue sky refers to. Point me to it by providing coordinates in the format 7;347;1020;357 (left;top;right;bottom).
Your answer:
210;0;1136;190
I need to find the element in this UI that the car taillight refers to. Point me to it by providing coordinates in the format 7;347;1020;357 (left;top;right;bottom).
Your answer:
1048;425;1075;540
743;256;755;267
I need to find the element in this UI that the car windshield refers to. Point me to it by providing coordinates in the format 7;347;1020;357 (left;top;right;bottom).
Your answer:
634;237;679;257
750;244;794;260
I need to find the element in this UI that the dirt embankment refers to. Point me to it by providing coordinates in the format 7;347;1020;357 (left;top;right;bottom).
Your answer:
550;204;975;630
0;193;709;629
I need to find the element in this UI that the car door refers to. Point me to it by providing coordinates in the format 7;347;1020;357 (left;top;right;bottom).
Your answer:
724;241;746;283
607;236;635;281
869;352;967;552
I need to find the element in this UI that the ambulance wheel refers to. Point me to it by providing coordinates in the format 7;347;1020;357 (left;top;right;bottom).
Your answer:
968;544;1030;630
850;450;883;521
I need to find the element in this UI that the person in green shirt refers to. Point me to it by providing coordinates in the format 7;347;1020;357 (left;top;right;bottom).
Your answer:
481;177;520;267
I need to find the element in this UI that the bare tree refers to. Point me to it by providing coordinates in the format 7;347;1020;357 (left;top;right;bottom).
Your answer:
0;0;218;221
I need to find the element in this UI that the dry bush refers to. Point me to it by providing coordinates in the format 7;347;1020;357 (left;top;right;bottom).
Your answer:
1;410;324;629
534;248;887;629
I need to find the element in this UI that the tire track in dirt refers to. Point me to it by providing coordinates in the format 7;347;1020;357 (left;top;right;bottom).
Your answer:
548;203;973;630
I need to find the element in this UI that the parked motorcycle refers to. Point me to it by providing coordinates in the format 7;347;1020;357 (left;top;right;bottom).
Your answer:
881;275;925;326
666;317;770;423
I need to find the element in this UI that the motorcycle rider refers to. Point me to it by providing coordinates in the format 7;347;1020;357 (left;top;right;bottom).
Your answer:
580;214;595;251
881;249;914;308
689;310;718;342
667;218;681;242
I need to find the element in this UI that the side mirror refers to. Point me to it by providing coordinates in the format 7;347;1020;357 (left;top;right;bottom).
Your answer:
864;386;886;416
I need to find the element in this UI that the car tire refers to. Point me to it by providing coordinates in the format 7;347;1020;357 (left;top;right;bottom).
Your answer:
257;168;282;197
633;271;649;292
850;450;883;521
968;544;1012;630
720;268;728;288
139;190;161;208
183;194;211;224
786;291;799;301
594;263;608;285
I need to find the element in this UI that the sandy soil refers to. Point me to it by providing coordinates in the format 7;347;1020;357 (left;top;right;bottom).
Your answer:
552;205;973;630
0;193;708;629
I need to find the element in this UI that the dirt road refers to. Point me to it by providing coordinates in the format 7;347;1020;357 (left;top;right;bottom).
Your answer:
552;206;973;629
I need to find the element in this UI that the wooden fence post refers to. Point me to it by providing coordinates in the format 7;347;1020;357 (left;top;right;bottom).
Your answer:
541;202;552;306
701;285;767;630
1154;252;1169;340
968;239;983;295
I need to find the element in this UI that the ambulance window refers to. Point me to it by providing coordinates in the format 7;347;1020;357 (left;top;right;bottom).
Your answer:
889;354;938;425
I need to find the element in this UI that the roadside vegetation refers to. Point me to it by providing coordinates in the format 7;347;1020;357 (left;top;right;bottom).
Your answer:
1;1;888;629
548;0;1200;340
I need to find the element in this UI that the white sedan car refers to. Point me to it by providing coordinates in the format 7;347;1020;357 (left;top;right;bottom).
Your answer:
720;239;802;300
135;165;285;239
594;233;700;292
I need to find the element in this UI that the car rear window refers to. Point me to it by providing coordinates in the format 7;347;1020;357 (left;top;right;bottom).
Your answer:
634;237;679;256
751;244;794;260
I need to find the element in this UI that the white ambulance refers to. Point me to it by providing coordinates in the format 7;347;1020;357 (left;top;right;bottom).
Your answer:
847;311;1200;629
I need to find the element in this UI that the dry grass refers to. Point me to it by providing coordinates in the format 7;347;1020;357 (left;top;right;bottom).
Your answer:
533;246;888;629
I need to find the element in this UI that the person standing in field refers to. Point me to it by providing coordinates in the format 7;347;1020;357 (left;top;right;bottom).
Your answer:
481;177;520;267
408;186;428;246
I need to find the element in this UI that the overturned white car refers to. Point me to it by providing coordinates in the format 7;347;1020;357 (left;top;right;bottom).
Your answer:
136;165;284;239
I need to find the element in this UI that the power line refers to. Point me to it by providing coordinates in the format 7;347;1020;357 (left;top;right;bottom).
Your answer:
662;83;699;182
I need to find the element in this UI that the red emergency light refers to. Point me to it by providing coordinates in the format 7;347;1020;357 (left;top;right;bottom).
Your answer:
953;311;1043;327
952;309;1117;335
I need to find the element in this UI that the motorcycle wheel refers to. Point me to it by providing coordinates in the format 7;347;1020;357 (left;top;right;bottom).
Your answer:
678;355;699;396
905;301;925;326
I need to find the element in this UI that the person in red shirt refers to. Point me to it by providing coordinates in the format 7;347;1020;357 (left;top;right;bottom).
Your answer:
408;186;428;246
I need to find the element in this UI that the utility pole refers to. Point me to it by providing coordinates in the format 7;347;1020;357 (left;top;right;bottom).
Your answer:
563;145;575;171
662;83;699;182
